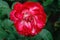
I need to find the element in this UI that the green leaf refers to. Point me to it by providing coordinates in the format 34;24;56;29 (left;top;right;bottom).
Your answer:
1;7;11;18
2;19;13;27
39;29;53;40
0;0;2;1
0;1;9;8
58;0;60;8
30;35;42;40
1;19;14;33
5;0;21;1
7;34;16;40
0;25;8;40
43;0;53;6
0;20;2;25
0;1;11;19
0;31;7;40
25;29;53;40
1;19;17;40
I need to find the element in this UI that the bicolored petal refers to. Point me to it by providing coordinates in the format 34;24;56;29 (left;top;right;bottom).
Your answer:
22;2;45;15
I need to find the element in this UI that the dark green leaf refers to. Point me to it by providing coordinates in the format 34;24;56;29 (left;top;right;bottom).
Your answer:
58;0;60;8
39;29;53;40
43;0;53;6
7;34;16;40
0;26;8;40
2;19;13;27
0;1;9;8
1;19;14;33
0;1;11;19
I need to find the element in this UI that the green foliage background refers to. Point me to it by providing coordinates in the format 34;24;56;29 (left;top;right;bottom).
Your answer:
0;0;60;40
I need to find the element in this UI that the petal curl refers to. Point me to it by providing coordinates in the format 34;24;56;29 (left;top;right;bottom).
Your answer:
14;2;22;11
23;2;45;15
10;10;18;22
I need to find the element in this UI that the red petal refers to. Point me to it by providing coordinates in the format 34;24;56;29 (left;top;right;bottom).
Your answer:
14;2;22;11
23;2;44;15
15;12;23;21
10;10;18;22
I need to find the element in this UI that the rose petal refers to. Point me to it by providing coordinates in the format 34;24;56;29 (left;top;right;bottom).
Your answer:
14;2;22;11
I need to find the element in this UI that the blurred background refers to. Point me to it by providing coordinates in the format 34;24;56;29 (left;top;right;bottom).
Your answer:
0;0;60;40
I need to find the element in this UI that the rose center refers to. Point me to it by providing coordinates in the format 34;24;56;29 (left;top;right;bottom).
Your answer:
23;13;33;22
